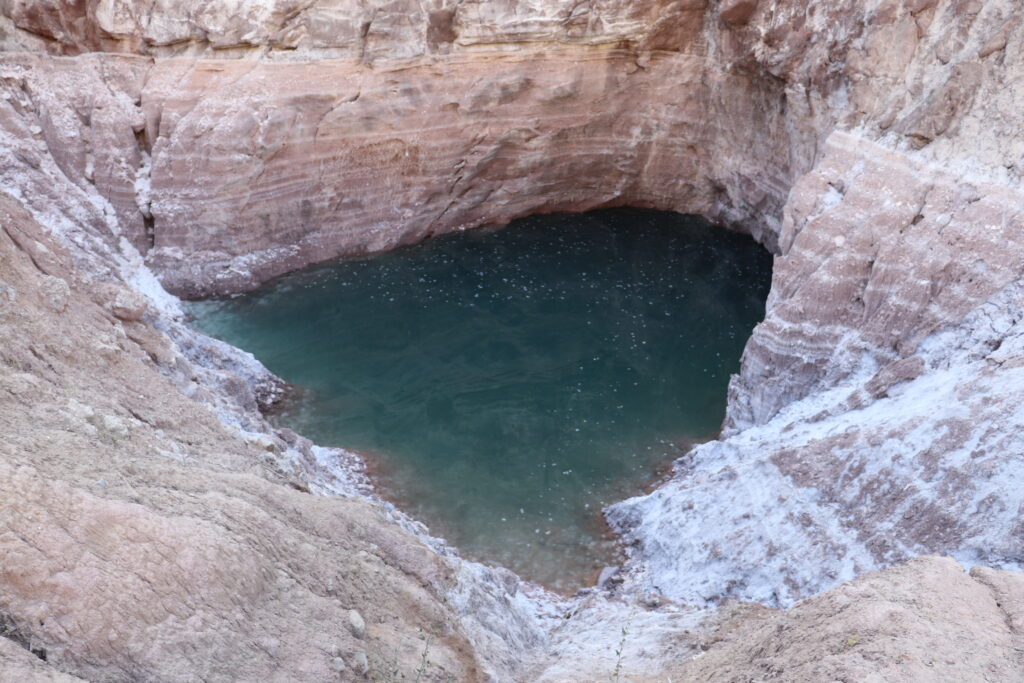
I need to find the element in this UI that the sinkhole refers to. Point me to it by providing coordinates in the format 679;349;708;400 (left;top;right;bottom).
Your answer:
188;208;773;592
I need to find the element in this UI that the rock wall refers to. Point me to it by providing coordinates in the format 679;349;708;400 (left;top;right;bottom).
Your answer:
608;0;1024;610
0;0;811;296
2;0;1024;681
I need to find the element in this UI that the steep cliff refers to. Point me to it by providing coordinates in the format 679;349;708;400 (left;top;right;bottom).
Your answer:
1;1;1023;681
1;1;798;296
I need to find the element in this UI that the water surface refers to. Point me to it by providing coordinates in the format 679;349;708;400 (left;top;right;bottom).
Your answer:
189;209;772;591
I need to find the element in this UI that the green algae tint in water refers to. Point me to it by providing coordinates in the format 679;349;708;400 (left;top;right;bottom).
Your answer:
189;209;772;592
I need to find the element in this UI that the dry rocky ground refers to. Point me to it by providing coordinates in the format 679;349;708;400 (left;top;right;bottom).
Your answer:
0;194;480;679
1;0;1024;681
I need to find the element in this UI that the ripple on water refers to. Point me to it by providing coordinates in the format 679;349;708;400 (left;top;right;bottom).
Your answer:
188;209;773;593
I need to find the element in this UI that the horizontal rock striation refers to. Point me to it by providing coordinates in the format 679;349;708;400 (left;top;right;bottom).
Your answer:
729;131;1024;429
2;0;1024;680
1;0;803;297
139;47;799;296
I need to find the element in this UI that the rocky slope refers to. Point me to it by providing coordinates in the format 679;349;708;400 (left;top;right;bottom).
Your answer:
1;0;1023;681
0;192;489;679
668;555;1024;682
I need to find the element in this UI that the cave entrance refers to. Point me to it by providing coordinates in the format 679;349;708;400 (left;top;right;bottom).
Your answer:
188;208;773;592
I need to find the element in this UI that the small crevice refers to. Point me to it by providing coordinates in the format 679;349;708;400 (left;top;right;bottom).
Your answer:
358;10;378;63
133;127;156;251
143;213;155;251
1;612;48;662
133;127;151;156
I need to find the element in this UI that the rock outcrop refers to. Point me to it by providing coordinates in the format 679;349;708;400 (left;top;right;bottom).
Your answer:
1;0;1024;681
0;193;484;680
670;556;1024;681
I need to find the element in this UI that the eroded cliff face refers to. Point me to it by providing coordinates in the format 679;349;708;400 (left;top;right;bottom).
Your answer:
0;0;800;297
605;0;1024;613
2;1;1024;681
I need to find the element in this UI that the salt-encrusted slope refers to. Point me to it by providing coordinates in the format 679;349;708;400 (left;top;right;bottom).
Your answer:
609;231;1024;604
2;0;1024;681
607;0;1024;608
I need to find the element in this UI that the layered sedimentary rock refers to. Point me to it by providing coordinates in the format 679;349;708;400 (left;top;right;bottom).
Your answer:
2;0;1024;681
1;0;799;296
605;0;1024;612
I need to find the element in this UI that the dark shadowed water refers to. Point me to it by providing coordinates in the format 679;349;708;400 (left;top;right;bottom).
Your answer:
188;209;772;592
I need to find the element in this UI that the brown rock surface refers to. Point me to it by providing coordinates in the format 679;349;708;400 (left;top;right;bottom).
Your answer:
140;46;789;296
0;1;804;296
1;0;1024;681
671;556;1024;682
0;194;478;680
719;0;759;25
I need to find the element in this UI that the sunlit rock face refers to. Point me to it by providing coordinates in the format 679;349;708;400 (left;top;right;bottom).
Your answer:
2;0;1024;681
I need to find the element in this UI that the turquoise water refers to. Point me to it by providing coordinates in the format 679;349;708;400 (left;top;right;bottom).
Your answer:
188;209;772;592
